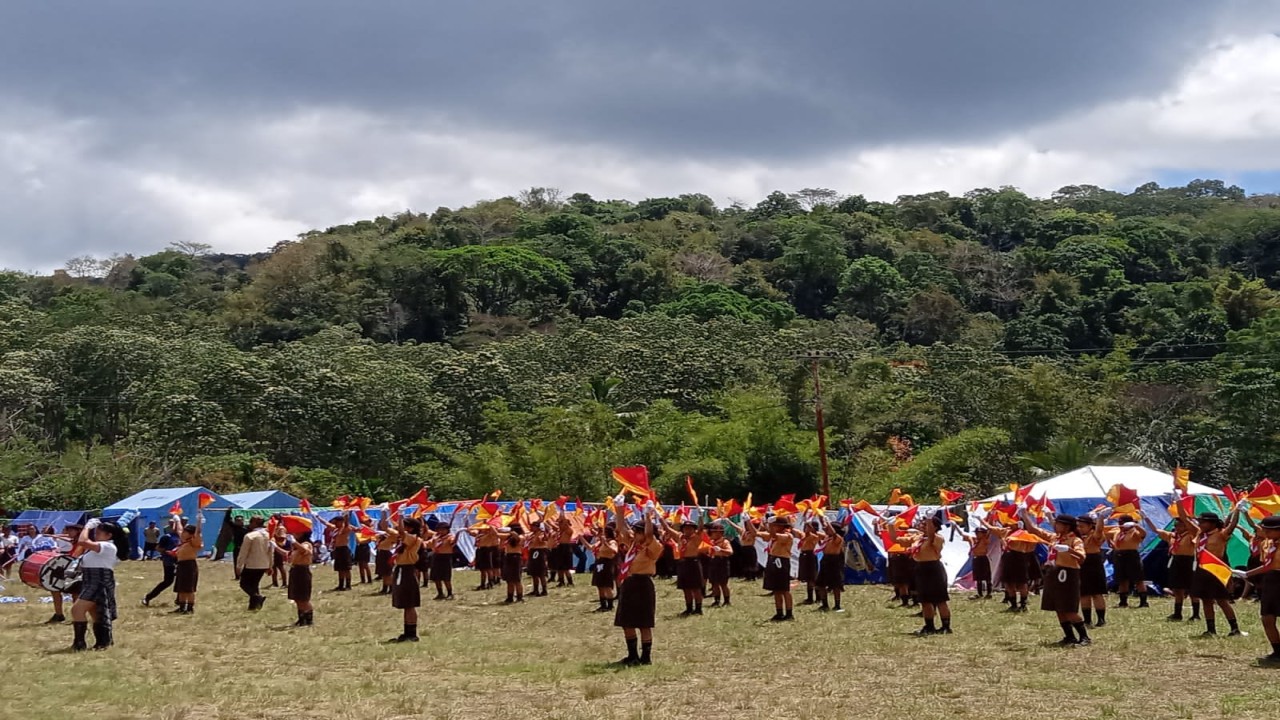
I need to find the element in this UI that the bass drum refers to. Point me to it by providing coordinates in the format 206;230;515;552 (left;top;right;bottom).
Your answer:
19;550;82;593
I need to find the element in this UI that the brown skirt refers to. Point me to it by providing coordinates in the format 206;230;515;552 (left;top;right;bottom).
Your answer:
1001;550;1030;585
288;565;312;602
798;550;818;583
707;556;731;586
1167;554;1194;591
431;552;453;582
888;553;913;586
613;574;656;629
1041;565;1080;613
391;566;420;609
676;557;704;590
174;559;199;594
740;545;758;575
818;553;844;591
1192;566;1230;600
1112;549;1144;585
971;555;992;584
550;543;574;572
331;546;352;572
526;548;548;578
501;552;524;584
475;546;499;572
763;555;791;592
1080;553;1107;596
916;560;949;604
592;556;617;589
1260;571;1280;617
375;549;393;579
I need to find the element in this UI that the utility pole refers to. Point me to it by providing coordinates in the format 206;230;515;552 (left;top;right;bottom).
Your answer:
794;351;840;500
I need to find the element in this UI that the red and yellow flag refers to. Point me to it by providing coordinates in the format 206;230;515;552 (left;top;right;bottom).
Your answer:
1196;549;1232;587
1247;479;1280;519
1007;529;1050;545
611;466;656;502
1106;484;1141;517
938;488;964;504
404;488;431;508
773;493;799;515
475;501;500;521
852;499;880;517
888;488;915;507
281;515;313;536
894;504;920;528
356;525;378;542
685;476;699;507
197;492;216;509
299;498;313;515
167;499;183;516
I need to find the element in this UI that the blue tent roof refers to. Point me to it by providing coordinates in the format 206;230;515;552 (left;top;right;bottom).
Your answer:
103;487;233;557
104;487;220;512
223;490;300;509
11;509;88;533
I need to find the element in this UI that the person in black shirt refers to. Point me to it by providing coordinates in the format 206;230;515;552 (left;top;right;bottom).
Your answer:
141;521;181;607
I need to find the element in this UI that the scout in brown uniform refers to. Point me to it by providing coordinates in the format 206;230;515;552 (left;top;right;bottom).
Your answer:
376;520;399;596
590;525;619;611
526;523;551;597
757;515;802;622
1242;515;1280;662
1177;503;1243;636
705;522;733;608
1023;511;1090;646
173;514;203;615
316;513;355;592
984;518;1031;612
428;524;457;600
738;518;761;581
614;508;665;666
958;527;993;599
1075;515;1109;627
816;515;845;612
664;517;706;616
355;517;374;585
1145;513;1198;621
500;526;526;603
554;515;576;587
389;517;423;643
270;525;290;589
895;515;951;635
277;531;314;626
468;524;502;591
798;520;824;605
1105;515;1148;608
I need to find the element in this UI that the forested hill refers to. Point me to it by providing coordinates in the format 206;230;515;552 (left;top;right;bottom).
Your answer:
4;181;1280;513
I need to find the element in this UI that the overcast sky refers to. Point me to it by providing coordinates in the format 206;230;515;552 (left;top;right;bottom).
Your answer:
2;1;1279;271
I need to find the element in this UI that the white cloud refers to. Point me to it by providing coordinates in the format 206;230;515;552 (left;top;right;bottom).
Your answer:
2;34;1280;271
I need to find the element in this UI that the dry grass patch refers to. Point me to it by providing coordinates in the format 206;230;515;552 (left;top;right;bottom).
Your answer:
1;563;1278;719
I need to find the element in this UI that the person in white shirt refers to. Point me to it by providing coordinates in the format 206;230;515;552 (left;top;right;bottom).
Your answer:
16;526;36;561
235;516;273;611
70;519;124;652
0;526;17;578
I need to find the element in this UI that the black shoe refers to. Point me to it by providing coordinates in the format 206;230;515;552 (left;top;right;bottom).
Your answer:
913;627;937;636
1057;637;1075;646
390;634;420;643
46;614;65;625
1167;614;1183;622
1075;637;1092;646
141;597;151;607
1228;629;1244;637
1094;620;1106;628
614;656;640;667
801;599;814;605
679;609;693;617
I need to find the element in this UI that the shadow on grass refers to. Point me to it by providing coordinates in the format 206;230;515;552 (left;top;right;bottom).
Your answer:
580;660;651;676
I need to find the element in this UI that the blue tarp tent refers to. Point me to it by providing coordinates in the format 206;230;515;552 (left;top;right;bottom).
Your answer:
103;487;234;557
223;491;300;509
10;510;89;533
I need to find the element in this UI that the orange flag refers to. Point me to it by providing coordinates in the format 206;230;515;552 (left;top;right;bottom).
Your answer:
685;476;699;507
404;488;431;508
299;498;313;515
894;504;920;528
167;499;183;515
853;499;881;517
938;488;964;504
356;525;378;542
281;515;313;535
1247;479;1280;518
773;494;798;515
1173;467;1190;494
1007;529;1050;545
197;492;216;509
1197;549;1232;587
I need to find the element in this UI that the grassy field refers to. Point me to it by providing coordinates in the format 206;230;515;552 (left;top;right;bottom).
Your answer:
1;561;1278;720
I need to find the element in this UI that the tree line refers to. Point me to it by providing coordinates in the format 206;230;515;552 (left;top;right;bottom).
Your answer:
3;179;1279;512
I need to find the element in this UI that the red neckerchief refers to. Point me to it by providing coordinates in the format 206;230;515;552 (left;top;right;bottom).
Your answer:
1264;539;1278;568
1046;535;1060;564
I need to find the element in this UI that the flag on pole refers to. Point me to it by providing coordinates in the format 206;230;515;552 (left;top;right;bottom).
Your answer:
611;466;656;502
1173;467;1190;494
197;492;216;509
1196;549;1232;587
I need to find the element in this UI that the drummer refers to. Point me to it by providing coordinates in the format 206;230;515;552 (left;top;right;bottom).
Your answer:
70;519;122;651
46;524;82;625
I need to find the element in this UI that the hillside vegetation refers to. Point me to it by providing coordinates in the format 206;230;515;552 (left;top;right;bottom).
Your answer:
3;181;1280;511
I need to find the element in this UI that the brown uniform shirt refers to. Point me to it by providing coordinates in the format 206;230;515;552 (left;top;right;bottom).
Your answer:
395;534;422;566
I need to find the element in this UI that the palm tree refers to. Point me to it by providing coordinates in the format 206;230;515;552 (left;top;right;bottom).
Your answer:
583;375;644;417
1015;438;1118;477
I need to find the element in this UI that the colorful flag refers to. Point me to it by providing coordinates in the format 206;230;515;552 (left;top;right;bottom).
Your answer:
1106;484;1141;517
853;499;881;517
938;488;964;504
167;499;183;516
356;525;378;542
1223;486;1239;504
1196;549;1232;587
1173;467;1190;494
299;498;313;515
1168;495;1197;518
404;488;431;508
197;492;216;509
281;515;313;535
685;476;699;507
1246;479;1280;518
489;489;503;500
888;488;915;506
894;504;920;528
611;466;656;501
332;495;353;509
475;501;500;521
1007;529;1050;545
